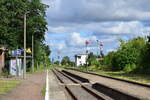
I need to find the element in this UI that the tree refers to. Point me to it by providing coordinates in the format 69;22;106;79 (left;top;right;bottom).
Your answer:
139;39;150;73
0;0;50;71
87;52;100;68
54;61;59;65
103;51;115;66
61;56;71;66
107;37;146;72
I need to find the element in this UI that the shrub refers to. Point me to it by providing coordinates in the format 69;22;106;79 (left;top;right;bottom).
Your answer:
105;37;147;72
123;63;136;72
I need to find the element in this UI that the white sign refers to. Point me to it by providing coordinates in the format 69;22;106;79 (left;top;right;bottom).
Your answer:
10;58;23;76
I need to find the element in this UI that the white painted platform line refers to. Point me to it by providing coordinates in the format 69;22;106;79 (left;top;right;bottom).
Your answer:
45;70;49;100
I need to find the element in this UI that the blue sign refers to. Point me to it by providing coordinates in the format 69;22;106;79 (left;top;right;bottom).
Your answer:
11;49;24;56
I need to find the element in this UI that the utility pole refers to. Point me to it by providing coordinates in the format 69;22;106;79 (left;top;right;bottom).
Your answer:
85;40;89;71
58;51;61;66
100;42;104;58
23;13;26;79
32;34;34;72
16;47;19;76
96;40;99;58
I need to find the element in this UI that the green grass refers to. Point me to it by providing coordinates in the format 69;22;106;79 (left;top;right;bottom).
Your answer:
41;86;46;96
93;70;150;84
0;80;21;94
27;64;54;74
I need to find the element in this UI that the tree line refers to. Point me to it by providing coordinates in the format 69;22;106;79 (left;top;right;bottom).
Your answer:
103;37;150;73
59;36;150;74
0;0;51;71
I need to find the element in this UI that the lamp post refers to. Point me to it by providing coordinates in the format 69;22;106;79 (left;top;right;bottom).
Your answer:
32;34;34;72
23;11;32;78
23;13;27;79
96;40;99;58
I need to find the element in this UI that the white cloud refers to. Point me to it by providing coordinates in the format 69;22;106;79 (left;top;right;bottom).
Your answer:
65;32;86;47
44;0;150;23
106;48;116;53
70;32;86;45
43;0;150;60
43;0;150;36
47;21;150;35
58;43;66;50
103;21;143;34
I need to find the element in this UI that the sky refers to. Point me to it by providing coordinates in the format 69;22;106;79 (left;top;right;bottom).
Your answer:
42;0;150;61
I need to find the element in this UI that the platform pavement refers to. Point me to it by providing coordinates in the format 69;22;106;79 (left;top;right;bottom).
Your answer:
48;70;66;100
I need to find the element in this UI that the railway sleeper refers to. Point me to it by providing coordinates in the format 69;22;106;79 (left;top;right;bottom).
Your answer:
62;70;90;83
92;83;140;100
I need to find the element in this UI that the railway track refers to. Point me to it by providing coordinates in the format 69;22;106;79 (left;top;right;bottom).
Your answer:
66;68;150;88
52;69;141;100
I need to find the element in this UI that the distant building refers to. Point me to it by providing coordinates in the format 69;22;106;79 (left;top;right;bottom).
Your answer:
75;54;88;66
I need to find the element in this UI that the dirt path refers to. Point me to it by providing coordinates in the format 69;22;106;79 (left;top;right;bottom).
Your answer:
0;71;46;100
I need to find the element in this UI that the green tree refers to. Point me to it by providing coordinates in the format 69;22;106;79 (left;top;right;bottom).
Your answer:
61;56;71;66
54;61;59;65
103;51;115;66
0;0;50;71
139;41;150;73
87;52;100;68
111;37;146;71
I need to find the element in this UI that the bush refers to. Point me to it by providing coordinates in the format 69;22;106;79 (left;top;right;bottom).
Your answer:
123;63;136;72
105;37;147;72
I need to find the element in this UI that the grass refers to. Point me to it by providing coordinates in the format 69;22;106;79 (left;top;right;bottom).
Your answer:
41;86;46;96
92;70;150;84
0;80;21;94
65;66;150;84
27;64;54;74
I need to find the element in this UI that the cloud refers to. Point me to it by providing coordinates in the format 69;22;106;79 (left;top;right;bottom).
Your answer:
106;48;117;53
42;0;150;60
65;32;99;47
42;0;150;35
44;0;150;24
69;32;86;46
101;21;143;34
58;42;66;50
47;21;150;36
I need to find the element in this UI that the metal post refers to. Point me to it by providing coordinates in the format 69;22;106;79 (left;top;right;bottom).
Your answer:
85;41;88;71
23;13;26;79
16;47;19;76
32;35;34;72
97;40;99;58
37;62;39;70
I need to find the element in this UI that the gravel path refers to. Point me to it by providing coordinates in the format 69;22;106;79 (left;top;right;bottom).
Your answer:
0;71;46;100
67;69;150;100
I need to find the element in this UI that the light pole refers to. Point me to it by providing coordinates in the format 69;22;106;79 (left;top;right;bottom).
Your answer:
85;40;89;71
23;11;32;79
96;40;99;58
23;13;27;79
32;34;34;72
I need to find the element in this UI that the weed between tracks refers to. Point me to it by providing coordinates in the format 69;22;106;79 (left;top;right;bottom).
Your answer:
41;85;46;96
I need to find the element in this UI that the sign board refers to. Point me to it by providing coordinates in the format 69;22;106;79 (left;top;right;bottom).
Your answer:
9;58;23;76
11;49;23;56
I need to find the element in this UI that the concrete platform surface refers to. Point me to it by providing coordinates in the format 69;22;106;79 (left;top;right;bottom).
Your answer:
49;70;66;100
